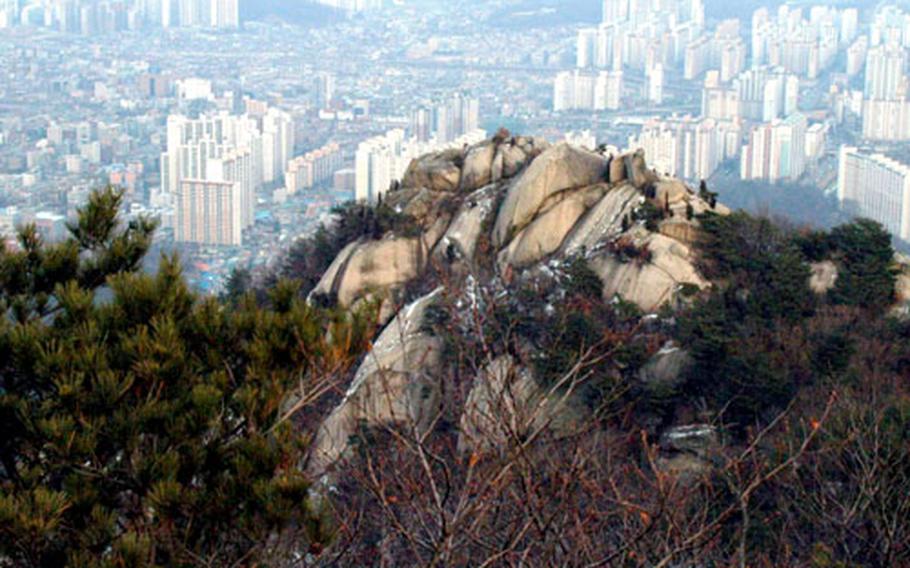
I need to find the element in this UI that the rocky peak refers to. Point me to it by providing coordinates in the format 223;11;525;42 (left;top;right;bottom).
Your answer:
305;132;725;473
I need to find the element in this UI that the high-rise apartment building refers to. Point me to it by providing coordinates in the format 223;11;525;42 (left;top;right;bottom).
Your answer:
554;70;623;112
752;6;852;79
577;28;597;68
701;67;797;122
740;113;808;182
209;0;238;28
161;103;294;245
312;72;336;111
6;0;243;31
648;63;664;104
410;96;479;145
684;22;747;81
838;146;910;241
870;6;910;48
261;107;295;185
601;0;629;25
846;36;868;77
862;98;910;141
175;179;242;246
355;130;407;204
285;142;343;195
628;116;741;181
865;45;907;100
311;0;383;13
0;0;19;27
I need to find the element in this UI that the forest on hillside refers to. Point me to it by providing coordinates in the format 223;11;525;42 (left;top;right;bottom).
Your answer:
1;184;908;566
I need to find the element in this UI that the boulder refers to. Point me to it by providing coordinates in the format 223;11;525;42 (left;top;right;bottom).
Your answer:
309;237;428;317
657;424;720;478
589;230;709;312
499;185;606;268
608;154;627;185
625;150;659;189
561;184;642;255
310;290;445;473
434;184;498;263
660;424;719;457
898;272;910;304
809;261;839;295
492;142;530;182
895;255;910;301
388;186;444;225
401;149;463;192
460;142;497;192
515;136;550;159
684;193;731;217
309;241;359;304
638;342;692;393
493;143;608;247
653;179;691;208
894;255;910;317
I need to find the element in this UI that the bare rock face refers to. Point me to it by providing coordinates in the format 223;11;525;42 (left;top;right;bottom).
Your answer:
625;149;659;189
499;184;607;268
561;184;642;255
388;187;442;223
309;237;429;322
658;219;701;246
492;143;530;183
514;136;550;160
493;143;608;248
401;148;463;192
653;179;691;207
310;290;445;473
589;229;709;312
607;154;627;184
460;142;497;192
434;184;498;263
458;355;539;453
809;261;839;295
458;355;592;454
306;136;734;468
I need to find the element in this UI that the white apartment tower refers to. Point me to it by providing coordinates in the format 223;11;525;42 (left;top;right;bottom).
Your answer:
162;104;293;245
838;146;910;241
741;113;808;182
629;116;741;181
865;45;907;100
554;70;623;112
210;0;239;28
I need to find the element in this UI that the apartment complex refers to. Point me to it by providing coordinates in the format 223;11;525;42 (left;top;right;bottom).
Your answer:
838;146;910;241
161;104;293;245
741;113;809;182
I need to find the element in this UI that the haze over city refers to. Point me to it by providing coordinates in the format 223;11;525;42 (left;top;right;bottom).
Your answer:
0;0;906;293
4;2;910;567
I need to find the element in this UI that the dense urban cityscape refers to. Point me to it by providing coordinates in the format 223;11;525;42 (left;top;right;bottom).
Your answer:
0;0;907;293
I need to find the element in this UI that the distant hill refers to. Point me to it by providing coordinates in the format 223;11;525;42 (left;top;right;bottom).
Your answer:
486;0;601;29
241;0;345;26
484;0;879;29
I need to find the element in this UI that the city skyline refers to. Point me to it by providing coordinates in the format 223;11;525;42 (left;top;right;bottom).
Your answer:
1;0;910;293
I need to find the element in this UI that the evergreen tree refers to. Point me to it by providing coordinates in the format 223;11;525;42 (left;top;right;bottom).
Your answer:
221;267;252;305
0;189;374;566
828;219;897;311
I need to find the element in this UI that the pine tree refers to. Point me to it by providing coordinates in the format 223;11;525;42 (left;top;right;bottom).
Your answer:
0;188;374;566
